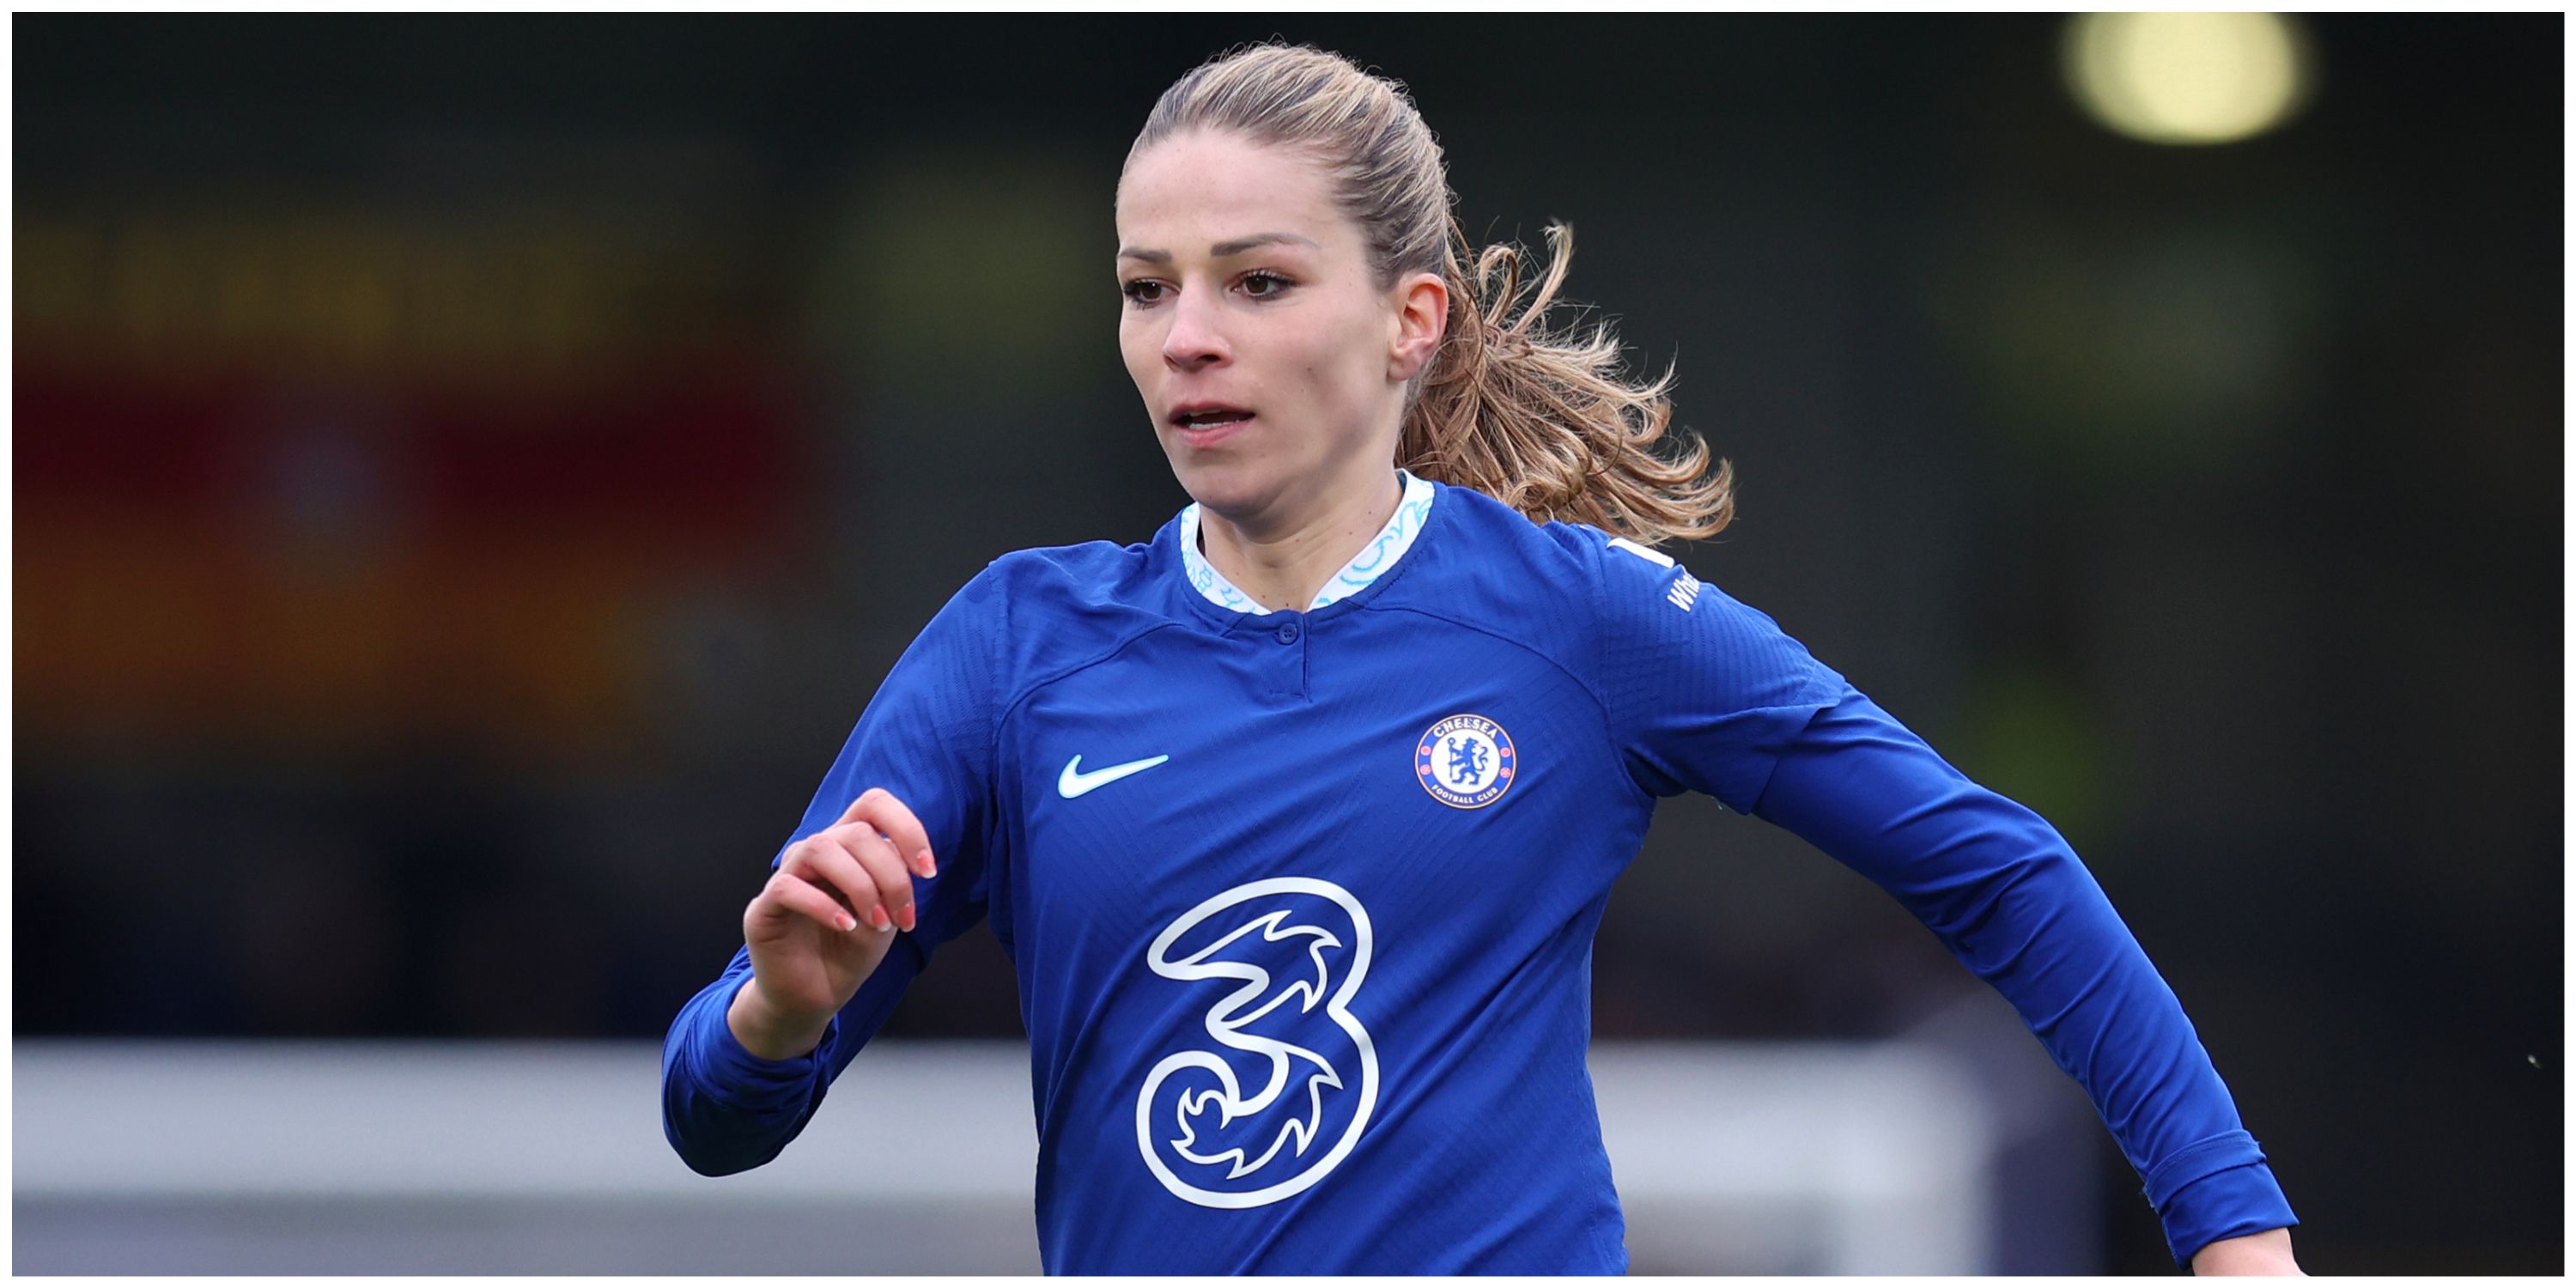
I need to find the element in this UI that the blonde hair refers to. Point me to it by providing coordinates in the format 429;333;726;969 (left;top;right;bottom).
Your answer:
1127;42;1735;545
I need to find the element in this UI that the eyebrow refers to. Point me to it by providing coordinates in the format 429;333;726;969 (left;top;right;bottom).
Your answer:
1116;231;1321;264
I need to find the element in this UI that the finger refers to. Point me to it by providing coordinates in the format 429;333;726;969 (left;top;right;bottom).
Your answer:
781;836;892;931
836;787;939;878
756;871;860;934
822;821;920;933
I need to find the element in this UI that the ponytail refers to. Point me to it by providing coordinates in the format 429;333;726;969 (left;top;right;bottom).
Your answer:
1401;221;1735;545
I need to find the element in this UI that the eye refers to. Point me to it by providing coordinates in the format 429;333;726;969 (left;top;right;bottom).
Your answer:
1121;279;1169;307
1238;270;1292;300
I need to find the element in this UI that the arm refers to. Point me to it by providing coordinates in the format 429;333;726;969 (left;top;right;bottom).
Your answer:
1577;532;2297;1270
1747;686;2298;1269
659;943;922;1175
660;568;1005;1176
660;940;927;1176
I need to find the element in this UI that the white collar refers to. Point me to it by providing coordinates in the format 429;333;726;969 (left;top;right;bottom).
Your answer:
1179;470;1436;614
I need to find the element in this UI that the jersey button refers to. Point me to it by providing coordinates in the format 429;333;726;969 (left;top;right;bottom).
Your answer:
1274;622;1301;644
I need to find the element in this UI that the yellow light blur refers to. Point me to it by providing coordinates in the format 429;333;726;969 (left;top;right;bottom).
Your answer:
2063;12;2313;146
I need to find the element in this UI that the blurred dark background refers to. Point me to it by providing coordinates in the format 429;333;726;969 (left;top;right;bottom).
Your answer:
14;13;2561;1274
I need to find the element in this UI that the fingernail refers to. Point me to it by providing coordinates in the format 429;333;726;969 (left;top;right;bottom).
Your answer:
837;914;858;933
899;906;918;932
870;906;891;931
916;849;937;878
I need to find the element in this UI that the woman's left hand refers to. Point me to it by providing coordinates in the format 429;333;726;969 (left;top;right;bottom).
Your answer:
2190;1228;2303;1275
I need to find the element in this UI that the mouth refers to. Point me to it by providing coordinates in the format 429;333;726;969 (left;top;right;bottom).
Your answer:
1168;403;1255;446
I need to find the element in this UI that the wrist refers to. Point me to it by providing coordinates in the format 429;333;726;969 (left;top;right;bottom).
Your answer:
2190;1228;2300;1276
725;977;831;1061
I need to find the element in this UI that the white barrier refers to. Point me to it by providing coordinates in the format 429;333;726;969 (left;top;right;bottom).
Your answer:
15;1039;2008;1273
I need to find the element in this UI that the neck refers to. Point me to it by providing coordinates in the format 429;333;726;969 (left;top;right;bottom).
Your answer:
1196;468;1404;613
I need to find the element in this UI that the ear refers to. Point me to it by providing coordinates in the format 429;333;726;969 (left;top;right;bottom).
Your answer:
1386;270;1449;382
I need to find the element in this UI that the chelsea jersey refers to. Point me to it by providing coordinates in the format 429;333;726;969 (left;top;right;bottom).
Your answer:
663;472;2296;1272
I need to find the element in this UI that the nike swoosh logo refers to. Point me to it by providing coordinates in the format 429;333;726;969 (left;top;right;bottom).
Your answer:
1058;753;1170;799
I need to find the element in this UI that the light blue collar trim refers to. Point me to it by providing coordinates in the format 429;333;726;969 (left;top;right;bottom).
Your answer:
1180;470;1436;614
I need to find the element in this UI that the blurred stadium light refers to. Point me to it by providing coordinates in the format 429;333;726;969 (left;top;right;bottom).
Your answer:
14;1037;2071;1273
2062;12;2315;145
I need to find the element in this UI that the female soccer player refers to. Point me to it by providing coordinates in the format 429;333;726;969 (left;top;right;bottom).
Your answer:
662;43;2301;1275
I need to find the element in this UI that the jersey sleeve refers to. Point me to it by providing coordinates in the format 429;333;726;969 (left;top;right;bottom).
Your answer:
1586;532;2295;1266
1588;532;1848;810
661;566;1006;1176
1750;690;2297;1265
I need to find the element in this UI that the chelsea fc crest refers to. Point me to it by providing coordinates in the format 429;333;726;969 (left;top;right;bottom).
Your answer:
1415;714;1516;810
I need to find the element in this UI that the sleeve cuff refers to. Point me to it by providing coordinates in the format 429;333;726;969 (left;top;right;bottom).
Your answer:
2142;1129;2263;1208
2154;1157;2300;1268
690;979;836;1109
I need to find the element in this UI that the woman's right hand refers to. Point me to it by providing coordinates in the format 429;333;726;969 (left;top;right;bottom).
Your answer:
726;787;939;1060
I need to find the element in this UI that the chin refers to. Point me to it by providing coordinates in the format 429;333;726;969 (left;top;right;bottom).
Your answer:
1165;453;1283;522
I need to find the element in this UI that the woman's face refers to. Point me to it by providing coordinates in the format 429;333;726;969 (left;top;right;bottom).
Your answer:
1115;129;1443;526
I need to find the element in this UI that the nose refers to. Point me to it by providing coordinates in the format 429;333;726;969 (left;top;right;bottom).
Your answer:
1161;285;1230;374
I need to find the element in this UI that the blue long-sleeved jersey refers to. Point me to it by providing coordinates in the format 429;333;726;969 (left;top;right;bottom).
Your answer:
662;476;2294;1272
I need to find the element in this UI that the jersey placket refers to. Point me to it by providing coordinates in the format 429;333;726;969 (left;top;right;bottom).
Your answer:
1257;613;1309;704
